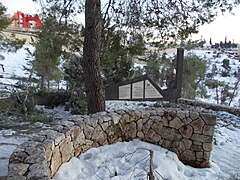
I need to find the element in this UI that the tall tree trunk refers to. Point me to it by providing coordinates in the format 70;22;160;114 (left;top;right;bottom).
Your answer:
82;0;105;114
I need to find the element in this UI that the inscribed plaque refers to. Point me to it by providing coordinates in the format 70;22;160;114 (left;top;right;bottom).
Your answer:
145;80;163;98
119;84;131;99
132;81;144;99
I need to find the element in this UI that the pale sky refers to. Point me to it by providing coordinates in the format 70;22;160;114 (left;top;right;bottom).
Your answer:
1;0;240;44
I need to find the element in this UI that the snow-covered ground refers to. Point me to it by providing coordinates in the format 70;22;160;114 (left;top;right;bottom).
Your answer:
1;46;240;178
0;102;240;179
0;130;29;176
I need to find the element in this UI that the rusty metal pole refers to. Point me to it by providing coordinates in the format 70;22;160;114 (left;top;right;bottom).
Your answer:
175;48;184;100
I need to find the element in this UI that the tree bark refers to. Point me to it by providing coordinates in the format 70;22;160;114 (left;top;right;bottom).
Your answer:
82;0;105;114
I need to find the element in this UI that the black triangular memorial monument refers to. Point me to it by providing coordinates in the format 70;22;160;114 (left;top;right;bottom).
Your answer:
105;48;184;101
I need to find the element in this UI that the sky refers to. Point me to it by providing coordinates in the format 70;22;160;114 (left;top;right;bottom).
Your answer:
1;0;240;44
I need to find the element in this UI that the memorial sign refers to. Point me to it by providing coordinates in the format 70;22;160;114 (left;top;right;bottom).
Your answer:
132;81;144;99
145;80;163;98
105;48;184;101
119;84;131;99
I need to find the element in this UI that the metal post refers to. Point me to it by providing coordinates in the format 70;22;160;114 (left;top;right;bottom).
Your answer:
175;48;184;100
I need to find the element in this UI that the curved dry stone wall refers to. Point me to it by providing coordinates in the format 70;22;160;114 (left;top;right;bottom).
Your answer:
8;108;216;180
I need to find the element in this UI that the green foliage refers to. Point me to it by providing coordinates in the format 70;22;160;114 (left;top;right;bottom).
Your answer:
0;3;25;52
33;17;64;91
180;39;206;50
108;0;239;43
141;50;176;88
0;3;9;31
144;51;161;83
221;59;231;77
182;55;207;99
101;30;145;83
63;54;87;114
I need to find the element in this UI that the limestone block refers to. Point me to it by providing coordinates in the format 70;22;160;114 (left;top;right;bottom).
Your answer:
203;125;215;136
161;116;168;126
50;146;62;177
106;124;122;144
162;127;182;141
162;140;172;149
190;145;203;152
100;121;110;131
191;134;212;143
177;111;186;119
25;151;45;164
196;152;203;159
91;125;107;145
177;141;185;154
54;133;65;146
137;118;143;131
59;139;74;163
200;113;216;125
83;125;94;140
133;110;141;120
45;146;53;162
142;119;153;134
156;108;164;116
171;141;180;148
181;117;193;125
102;115;112;122
189;111;199;120
200;160;210;168
8;163;29;177
182;139;192;150
87;117;99;127
203;142;212;151
148;129;156;139
204;151;211;160
123;122;137;140
137;131;144;139
149;110;157;116
74;146;82;157
180;150;196;161
151;121;163;135
193;141;202;146
179;125;193;139
66;126;81;141
169;117;184;129
150;116;162;122
9;150;29;164
109;113;122;124
74;130;85;147
120;114;130;123
164;111;173;121
141;111;150;118
190;118;205;134
31;135;46;142
39;130;65;146
27;161;49;179
152;134;161;143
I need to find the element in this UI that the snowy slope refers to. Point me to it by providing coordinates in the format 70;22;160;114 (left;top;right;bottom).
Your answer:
186;49;240;107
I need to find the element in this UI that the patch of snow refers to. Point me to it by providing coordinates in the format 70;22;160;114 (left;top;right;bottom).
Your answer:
53;140;224;180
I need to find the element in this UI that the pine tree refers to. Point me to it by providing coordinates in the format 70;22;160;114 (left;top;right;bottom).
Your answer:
0;3;25;52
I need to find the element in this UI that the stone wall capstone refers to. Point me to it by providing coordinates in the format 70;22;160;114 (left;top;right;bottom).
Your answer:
7;108;216;179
